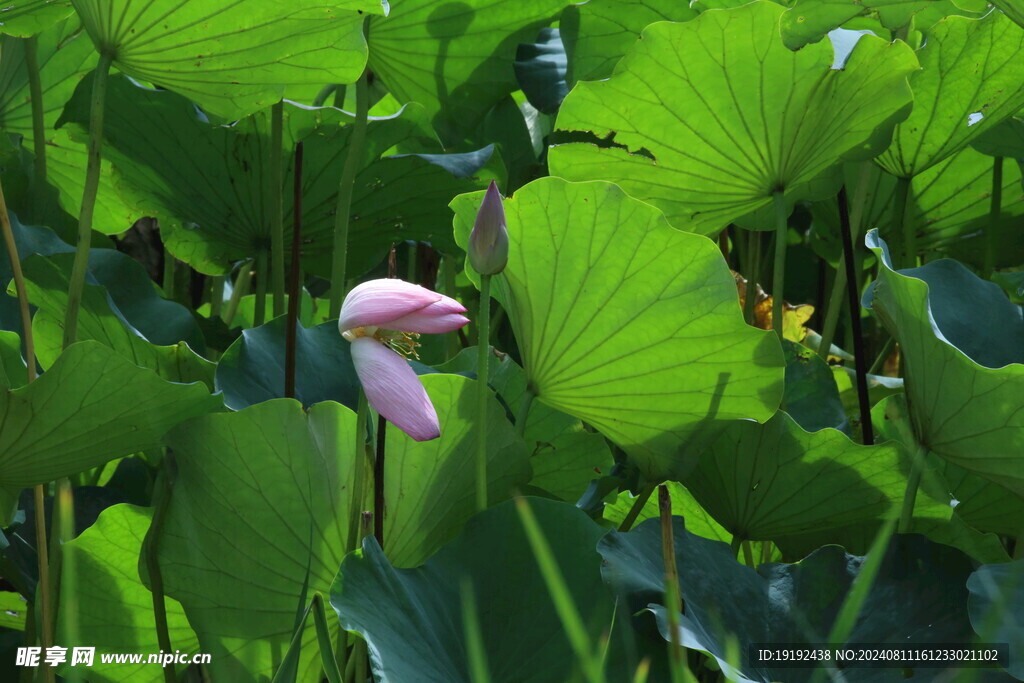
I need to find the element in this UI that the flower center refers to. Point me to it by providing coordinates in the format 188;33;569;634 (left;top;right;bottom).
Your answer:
342;326;421;360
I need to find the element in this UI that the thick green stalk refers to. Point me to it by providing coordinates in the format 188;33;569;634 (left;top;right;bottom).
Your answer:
24;37;47;192
742;230;761;325
312;84;338;108
984;156;1003;278
222;262;253;327
890;176;915;268
328;71;370;318
142;461;176;683
162;249;176;300
898;444;927;533
770;191;788;339
659;485;695;683
254;251;268;326
269;101;286;317
475;274;492;512
63;53;113;349
444;256;461;356
1;179;52;677
515;388;534;439
209;276;224;318
617;483;655;533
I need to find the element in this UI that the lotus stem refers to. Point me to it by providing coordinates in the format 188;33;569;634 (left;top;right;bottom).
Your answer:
269;101;286;317
374;415;386;546
254;250;268;326
617;482;655;532
984;156;1003;278
742;229;760;325
285;143;303;399
898;445;927;533
222;261;253;327
63;52;113;349
770;191;788;339
837;187;874;445
142;460;176;683
658;485;694;683
1;178;52;677
328;67;370;318
476;274;492;512
25;36;46;192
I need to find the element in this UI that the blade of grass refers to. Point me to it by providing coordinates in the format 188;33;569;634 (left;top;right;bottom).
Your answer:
514;496;605;683
460;579;491;683
809;513;897;683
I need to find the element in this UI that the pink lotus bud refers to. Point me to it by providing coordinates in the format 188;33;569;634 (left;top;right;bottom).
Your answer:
339;278;469;441
468;181;508;275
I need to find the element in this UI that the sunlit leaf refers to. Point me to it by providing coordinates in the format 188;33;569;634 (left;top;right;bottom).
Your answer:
865;230;1024;496
366;0;568;142
550;1;917;233
0;341;219;487
877;10;1024;178
559;0;696;83
0;0;73;37
57;504;200;683
452;177;784;482
70;0;383;119
54;75;494;276
159;377;528;680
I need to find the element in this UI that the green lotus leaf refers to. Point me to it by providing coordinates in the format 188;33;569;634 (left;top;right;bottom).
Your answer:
53;75;495;275
780;0;866;50
877;11;1024;178
601;516;979;682
435;346;614;502
366;0;568;143
971;116;1024;158
781;340;849;433
0;1;73;37
21;253;215;386
215;318;360;412
159;377;529;680
992;0;1024;30
0;341;220;487
865;230;1024;496
812;150;1024;269
0;331;26;389
559;0;696;83
550;1;917;233
603;481;732;544
70;0;384;120
683;412;907;541
452;177;784;482
56;504;200;683
0;16;95;140
332;498;653;682
967;560;1024;680
872;391;1024;540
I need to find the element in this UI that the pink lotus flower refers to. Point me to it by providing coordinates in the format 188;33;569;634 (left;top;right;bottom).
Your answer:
339;279;470;441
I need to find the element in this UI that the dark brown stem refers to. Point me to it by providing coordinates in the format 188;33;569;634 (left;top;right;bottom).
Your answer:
374;416;386;546
284;142;303;399
838;187;874;445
